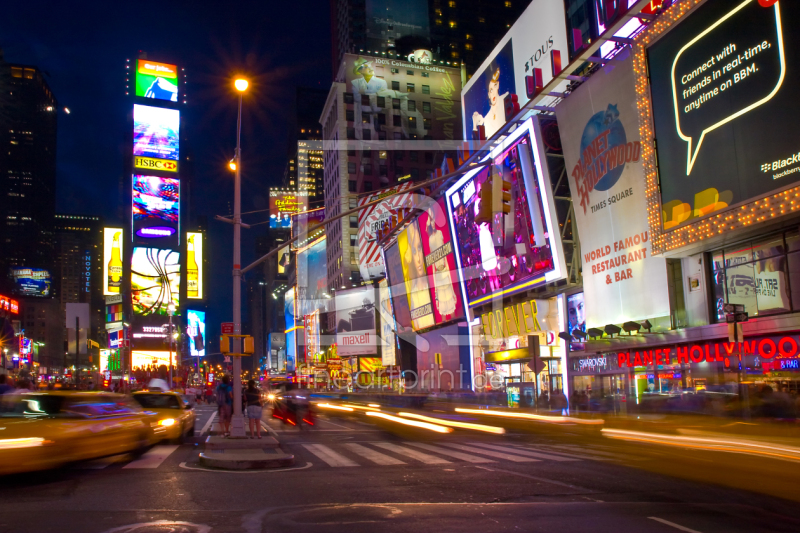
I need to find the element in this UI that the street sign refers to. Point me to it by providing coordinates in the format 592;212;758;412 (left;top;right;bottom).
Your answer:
526;335;545;374
723;303;745;314
224;356;231;363
725;312;748;323
221;322;234;334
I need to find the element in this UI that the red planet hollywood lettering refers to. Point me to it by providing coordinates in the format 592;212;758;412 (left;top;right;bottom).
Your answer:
616;335;800;369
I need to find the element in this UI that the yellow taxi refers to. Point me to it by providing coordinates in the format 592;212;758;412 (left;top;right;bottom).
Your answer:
131;390;196;443
0;391;158;476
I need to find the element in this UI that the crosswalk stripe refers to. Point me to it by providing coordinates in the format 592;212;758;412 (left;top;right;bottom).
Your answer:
511;445;587;460
372;442;451;464
439;442;537;462
301;444;359;467
199;411;217;436
405;442;496;463
122;445;180;469
469;442;579;462
343;443;406;465
558;444;633;461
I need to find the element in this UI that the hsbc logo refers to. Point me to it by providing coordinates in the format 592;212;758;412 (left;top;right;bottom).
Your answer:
134;156;178;172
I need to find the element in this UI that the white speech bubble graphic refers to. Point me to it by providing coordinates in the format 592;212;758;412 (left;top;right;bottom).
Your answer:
670;0;786;175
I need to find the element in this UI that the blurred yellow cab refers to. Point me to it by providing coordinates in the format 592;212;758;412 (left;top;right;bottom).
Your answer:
131;391;195;443
0;392;157;476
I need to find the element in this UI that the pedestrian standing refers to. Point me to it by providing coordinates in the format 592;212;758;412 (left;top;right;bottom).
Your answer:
245;380;263;439
216;376;233;437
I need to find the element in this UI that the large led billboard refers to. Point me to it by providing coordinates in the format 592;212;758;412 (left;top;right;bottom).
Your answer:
378;279;396;367
131;350;172;370
133;175;179;244
296;237;327;317
0;294;20;314
9;268;51;297
133;104;180;170
186;232;203;299
446;117;565;307
647;0;800;232
270;189;309;228
397;220;434;331
291;207;325;240
103;228;124;295
335;286;377;357
135;59;179;102
187;310;205;356
383;243;413;331
131;247;180;316
284;287;297;373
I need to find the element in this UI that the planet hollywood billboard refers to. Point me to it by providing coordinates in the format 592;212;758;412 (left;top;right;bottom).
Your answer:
556;53;669;328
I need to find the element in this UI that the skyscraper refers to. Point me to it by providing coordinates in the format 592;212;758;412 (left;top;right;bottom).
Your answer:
0;56;58;294
282;87;328;208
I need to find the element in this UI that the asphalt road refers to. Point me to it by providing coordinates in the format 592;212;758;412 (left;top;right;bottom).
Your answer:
0;404;798;533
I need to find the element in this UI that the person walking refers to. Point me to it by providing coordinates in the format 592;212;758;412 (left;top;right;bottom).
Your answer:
245;380;263;439
216;376;233;437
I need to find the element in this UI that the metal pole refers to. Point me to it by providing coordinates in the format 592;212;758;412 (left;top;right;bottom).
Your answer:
230;92;246;438
169;314;173;388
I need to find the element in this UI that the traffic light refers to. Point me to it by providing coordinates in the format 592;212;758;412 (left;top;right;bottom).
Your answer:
220;335;231;354
475;171;512;224
243;336;255;354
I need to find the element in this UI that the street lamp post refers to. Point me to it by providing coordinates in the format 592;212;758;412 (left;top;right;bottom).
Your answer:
230;77;248;438
167;301;176;388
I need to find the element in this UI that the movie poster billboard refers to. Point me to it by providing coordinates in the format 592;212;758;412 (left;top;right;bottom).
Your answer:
343;53;462;143
296;237;327;317
397;220;435;331
648;0;800;231
9;268;51;297
131;248;180;316
277;244;291;277
417;197;465;324
446;117;565;307
133;175;179;245
187;309;205;356
335;286;377;356
566;292;586;352
357;182;414;281
378;279;396;367
461;0;569;139
133;104;180;170
383;243;413;331
556;53;669;327
135;59;179;102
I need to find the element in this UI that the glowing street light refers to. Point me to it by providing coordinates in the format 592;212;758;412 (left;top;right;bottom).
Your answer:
234;78;249;92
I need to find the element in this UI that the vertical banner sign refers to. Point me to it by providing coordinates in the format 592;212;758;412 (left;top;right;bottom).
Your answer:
103;227;124;296
556;54;669;327
378;279;396;367
186;232;203;299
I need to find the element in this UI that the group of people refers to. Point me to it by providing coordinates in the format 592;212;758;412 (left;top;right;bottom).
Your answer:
0;374;36;395
214;376;264;438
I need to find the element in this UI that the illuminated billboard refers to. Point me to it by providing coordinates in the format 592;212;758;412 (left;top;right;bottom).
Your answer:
397;220;434;331
378;279;396;367
135;59;179;102
131;247;180;316
187;310;205;356
446;117;565;307
269;189;309;228
131;350;172;370
277;244;291;277
357;182;414;281
103;228;124;295
186;232;203;299
383;243;412;331
133;175;179;243
291;207;325;240
296;237;327;317
9;268;51;297
133;104;180;165
0;294;20;314
335;286;377;357
284;287;297;372
305;310;320;361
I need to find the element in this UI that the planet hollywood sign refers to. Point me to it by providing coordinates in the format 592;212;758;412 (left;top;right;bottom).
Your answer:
614;333;800;369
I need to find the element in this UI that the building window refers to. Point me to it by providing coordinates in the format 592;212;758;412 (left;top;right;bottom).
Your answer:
394;132;402;140
347;128;355;140
363;129;372;140
349;215;358;228
395;151;404;161
710;231;800;323
436;19;442;25
351;253;357;265
410;168;420;180
378;113;386;125
391;80;400;90
408;116;417;128
451;51;459;59
449;21;457;29
350;235;357;246
407;83;415;92
421;72;429;78
422;85;430;95
465;43;473;51
423;101;431;113
348;162;356;174
392;98;401;110
344;92;354;104
379;165;387;176
377;96;386;108
479;17;485;23
393;115;401;127
406;70;414;76
350;198;357;209
349;180;357;192
364;181;373;192
423;118;432;130
361;94;370;106
379;150;387;159
346;110;354;122
347;148;356;156
424;152;434;164
408;100;416;112
504;0;511;6
448;0;456;6
409;151;418;162
391;68;399;74
379;131;387;140
364;163;372;175
362;113;371;124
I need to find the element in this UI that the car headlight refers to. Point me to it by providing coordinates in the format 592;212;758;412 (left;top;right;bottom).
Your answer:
0;438;48;450
267;394;276;401
158;418;176;427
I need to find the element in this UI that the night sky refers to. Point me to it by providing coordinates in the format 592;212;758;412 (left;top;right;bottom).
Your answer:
1;2;331;342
